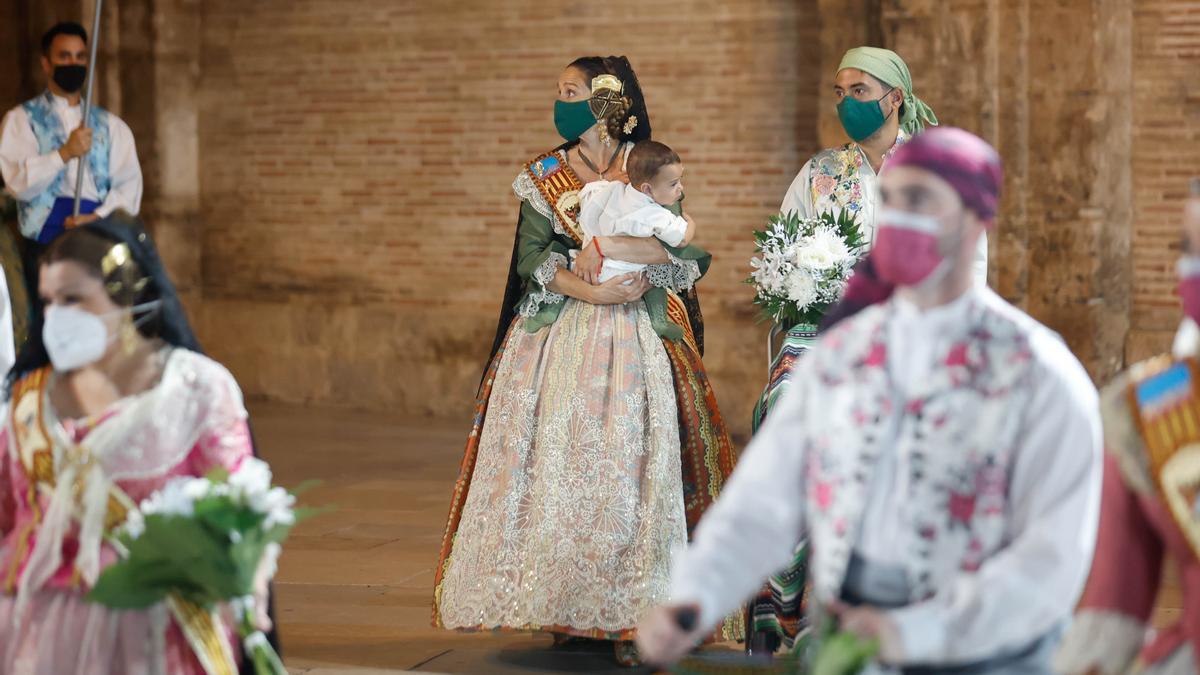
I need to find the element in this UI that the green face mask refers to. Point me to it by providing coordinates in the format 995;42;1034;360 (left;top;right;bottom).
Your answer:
554;99;598;142
837;88;896;142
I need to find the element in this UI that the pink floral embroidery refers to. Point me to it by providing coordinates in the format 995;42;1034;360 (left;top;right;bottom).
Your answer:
975;465;1007;498
813;174;837;197
834;518;848;537
962;539;984;572
948;490;976;526
809;131;909;218
864;343;887;367
945;343;970;368
815;481;835;511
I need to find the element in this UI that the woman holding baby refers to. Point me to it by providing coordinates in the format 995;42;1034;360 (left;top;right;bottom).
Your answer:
432;55;739;665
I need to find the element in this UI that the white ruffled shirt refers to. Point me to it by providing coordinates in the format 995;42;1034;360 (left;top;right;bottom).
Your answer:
670;285;1102;668
0;93;142;221
577;180;688;282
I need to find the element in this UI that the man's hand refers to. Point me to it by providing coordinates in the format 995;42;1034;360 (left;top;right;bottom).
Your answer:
64;213;99;229
635;604;703;668
829;601;904;664
58;126;93;162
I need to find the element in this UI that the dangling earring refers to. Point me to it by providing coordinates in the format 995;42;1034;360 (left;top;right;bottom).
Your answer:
598;122;612;147
119;316;140;355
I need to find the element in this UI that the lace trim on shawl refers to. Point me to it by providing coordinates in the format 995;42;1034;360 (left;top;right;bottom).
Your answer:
646;251;701;292
15;348;249;609
75;348;250;481
513;164;569;238
518;252;567;318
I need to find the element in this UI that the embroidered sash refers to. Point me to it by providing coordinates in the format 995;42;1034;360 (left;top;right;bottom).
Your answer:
523;151;585;246
7;368;237;675
665;290;700;356
1127;356;1200;563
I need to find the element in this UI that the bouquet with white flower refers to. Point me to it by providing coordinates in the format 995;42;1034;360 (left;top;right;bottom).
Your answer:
748;210;865;329
88;458;316;675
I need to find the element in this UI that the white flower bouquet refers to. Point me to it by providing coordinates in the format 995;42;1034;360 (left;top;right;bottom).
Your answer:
88;458;317;674
748;210;865;329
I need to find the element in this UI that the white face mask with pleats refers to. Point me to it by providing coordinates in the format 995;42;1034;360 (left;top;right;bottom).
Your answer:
42;301;161;372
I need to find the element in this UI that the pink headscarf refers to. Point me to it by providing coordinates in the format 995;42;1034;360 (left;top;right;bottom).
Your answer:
886;126;1004;224
820;127;1003;331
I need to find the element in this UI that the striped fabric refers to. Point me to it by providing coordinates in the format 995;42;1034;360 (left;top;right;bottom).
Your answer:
746;323;819;652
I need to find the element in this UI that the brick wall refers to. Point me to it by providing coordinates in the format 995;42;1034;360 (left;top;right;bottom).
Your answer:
196;0;821;442
1128;0;1200;361
2;0;1197;444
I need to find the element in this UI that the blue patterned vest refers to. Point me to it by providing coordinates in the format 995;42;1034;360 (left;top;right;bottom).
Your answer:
17;91;112;239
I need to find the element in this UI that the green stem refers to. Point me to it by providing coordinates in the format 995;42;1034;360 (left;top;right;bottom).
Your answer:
235;599;287;675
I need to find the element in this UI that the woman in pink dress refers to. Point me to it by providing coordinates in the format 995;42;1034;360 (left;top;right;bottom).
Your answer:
0;213;269;674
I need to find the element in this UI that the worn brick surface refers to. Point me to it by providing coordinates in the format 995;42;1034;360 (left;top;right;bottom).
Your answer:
1128;0;1200;361
1;0;1197;440
195;1;821;441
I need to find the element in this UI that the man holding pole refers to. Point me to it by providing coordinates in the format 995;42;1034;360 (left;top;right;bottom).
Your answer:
0;21;141;288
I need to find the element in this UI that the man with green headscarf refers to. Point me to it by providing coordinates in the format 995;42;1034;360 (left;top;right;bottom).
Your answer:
746;46;985;657
779;46;987;287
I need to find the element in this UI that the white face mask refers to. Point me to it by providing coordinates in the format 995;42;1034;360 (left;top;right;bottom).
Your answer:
42;302;161;372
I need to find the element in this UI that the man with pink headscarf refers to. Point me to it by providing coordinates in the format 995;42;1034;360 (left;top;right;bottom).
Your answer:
637;128;1103;673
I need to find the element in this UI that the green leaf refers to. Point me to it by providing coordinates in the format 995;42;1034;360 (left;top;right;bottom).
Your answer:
288;479;323;498
292;504;333;525
191;495;267;535
89;474;328;614
811;630;879;675
88;557;172;608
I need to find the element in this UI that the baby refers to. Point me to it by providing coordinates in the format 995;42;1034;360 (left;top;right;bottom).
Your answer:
577;140;695;283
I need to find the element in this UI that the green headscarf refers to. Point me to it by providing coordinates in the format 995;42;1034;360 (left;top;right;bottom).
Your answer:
837;46;938;136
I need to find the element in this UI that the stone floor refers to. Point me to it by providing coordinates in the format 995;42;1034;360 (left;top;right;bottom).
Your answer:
254;401;1181;674
253;401;740;674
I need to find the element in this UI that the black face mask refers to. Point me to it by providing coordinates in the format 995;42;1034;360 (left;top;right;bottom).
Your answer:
52;64;87;93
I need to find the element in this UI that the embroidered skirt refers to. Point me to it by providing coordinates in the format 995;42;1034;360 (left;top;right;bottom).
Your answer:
435;299;686;639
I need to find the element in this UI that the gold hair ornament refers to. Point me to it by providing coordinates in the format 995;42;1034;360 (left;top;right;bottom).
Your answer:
588;74;625;121
101;243;149;301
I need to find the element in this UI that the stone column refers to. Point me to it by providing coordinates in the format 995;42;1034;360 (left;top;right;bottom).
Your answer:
876;0;1133;382
149;0;203;312
98;0;203;314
